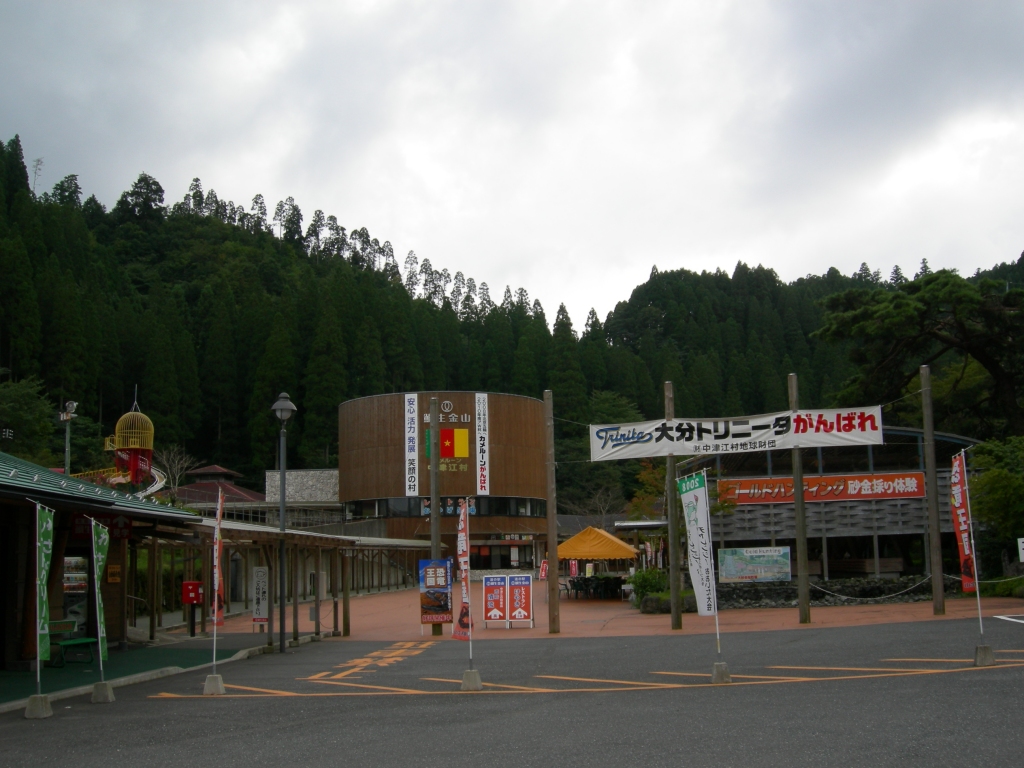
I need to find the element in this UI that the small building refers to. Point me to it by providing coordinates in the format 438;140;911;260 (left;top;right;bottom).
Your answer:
176;465;266;506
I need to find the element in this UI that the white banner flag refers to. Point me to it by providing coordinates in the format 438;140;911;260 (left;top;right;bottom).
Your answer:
404;393;419;496
591;406;883;461
680;471;717;617
475;392;489;495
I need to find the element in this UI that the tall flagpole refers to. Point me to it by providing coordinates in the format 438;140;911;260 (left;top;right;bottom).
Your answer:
36;503;42;698
92;520;105;684
213;488;223;675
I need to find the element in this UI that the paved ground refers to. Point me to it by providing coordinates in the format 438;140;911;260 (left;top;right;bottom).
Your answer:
3;612;1022;768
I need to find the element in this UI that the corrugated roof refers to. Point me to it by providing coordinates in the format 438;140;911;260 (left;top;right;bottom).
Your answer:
0;451;197;521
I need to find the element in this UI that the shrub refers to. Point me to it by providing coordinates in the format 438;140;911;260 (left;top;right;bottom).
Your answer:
627;568;667;603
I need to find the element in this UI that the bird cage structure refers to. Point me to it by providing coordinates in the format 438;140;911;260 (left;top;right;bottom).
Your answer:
110;409;155;484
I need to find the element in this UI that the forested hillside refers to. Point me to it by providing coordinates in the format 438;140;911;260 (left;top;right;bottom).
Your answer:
2;133;1022;513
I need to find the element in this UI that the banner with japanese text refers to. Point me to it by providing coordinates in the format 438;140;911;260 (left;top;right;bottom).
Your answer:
483;575;507;623
452;500;472;641
36;503;55;661
91;518;110;660
404;393;419;496
212;490;225;626
679;471;717;617
717;471;925;505
591;407;883;461
949;452;976;593
475;393;490;495
418;559;453;623
508;575;533;625
252;567;269;624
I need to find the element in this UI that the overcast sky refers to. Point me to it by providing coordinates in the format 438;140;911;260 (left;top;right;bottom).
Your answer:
3;1;1024;326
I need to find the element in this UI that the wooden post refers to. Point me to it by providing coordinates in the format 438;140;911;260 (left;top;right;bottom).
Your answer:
264;545;274;648
314;547;322;636
129;543;138;628
665;381;681;630
332;548;340;636
243;548;249;610
789;373;811;624
429;396;442;636
922;365;945;614
201;542;209;634
342;550;351;637
148;539;157;641
292;544;300;643
544;390;559;634
155;540;162;629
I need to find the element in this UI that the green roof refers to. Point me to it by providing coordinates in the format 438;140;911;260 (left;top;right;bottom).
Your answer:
0;451;197;521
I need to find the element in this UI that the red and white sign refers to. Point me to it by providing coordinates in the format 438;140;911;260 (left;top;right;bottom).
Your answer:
569;559;579;577
212;490;225;626
538;559;549;580
949;453;976;593
181;580;203;605
452;499;472;641
483;576;507;624
508;575;533;625
717;472;926;505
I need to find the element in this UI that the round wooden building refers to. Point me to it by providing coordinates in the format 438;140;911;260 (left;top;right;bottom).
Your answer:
338;392;548;570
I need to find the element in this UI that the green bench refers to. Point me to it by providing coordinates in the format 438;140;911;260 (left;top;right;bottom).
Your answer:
47;620;98;667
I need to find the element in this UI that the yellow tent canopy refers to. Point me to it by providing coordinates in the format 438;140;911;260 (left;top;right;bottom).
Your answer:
557;526;638;560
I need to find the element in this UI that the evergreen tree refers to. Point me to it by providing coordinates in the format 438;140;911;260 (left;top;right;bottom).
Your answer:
249;314;299;474
300;304;348;467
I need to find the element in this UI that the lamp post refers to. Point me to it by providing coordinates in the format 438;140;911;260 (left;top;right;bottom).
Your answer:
59;401;78;476
271;392;297;654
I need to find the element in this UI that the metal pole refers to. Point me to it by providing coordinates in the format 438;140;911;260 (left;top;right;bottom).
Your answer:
544;390;560;634
279;424;287;652
789;373;810;624
332;548;339;636
921;365;945;615
292;544;299;643
314;547;322;637
342;550;351;637
64;419;71;477
430;397;442;637
665;382;681;630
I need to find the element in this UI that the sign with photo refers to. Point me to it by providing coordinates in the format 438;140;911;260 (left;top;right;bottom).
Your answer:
718;547;792;583
418;559;453;624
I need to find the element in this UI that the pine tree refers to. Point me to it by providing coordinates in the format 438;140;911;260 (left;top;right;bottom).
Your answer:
548;305;589;435
249;314;298;473
300;304;348;467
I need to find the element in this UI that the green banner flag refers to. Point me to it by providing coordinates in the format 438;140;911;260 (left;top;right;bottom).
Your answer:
91;519;110;661
36;504;55;662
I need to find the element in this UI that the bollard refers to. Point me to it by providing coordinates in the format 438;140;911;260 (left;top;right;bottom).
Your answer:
91;681;116;703
461;669;483;691
24;694;52;719
203;674;226;695
711;662;732;684
974;645;995;667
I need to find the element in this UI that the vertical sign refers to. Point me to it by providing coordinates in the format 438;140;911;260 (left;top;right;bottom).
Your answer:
509;574;534;626
569;560;579;577
453;498;472;641
252;567;269;624
680;470;717;617
36;503;55;662
404;393;419;496
483;575;507;625
949;452;976;593
212;491;225;626
475;392;489;495
418;559;453;624
538;559;549;580
90;518;111;660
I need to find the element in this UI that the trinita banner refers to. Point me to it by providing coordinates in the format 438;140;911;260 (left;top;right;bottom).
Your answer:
590;406;883;461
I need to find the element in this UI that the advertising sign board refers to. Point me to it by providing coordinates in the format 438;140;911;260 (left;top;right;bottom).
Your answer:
538;559;549;580
252;567;269;623
508;575;534;626
718;472;925;505
949;453;976;593
418;559;453;624
679;471;717;617
483;575;507;625
718;547;792;583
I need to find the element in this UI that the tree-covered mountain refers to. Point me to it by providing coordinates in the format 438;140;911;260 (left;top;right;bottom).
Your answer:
2;134;1022;514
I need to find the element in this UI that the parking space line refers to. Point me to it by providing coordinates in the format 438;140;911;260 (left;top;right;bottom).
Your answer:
307;679;425;694
535;675;678;689
421;677;556;692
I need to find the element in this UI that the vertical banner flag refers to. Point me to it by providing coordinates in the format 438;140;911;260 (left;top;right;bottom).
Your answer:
680;471;717;617
253;566;269;624
404;393;419;496
509;575;534;626
949;452;976;593
569;560;579;578
475;393;489;495
213;489;225;626
453;498;472;641
483;575;507;624
418;559;453;623
36;503;55;662
538;559;549;580
91;518;111;660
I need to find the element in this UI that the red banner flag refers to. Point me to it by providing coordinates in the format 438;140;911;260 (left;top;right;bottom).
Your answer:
213;489;225;626
949;453;976;593
452;498;472;641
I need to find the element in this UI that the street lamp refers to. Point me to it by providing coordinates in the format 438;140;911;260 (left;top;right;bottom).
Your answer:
59;401;78;476
271;392;296;654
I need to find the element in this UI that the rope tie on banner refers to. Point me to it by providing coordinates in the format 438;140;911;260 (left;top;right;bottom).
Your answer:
808;575;932;601
945;573;1024;584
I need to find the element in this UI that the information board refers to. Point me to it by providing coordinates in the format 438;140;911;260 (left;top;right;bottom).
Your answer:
483;575;507;625
418;559;453;624
717;547;792;583
252;567;269;623
508;574;534;626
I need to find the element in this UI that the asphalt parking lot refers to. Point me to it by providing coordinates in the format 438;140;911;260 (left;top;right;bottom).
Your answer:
2;617;1022;768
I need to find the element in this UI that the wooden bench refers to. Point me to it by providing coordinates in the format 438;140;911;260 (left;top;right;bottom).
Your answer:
46;620;98;667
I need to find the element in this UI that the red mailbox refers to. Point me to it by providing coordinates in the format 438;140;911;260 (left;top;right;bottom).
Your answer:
181;581;203;605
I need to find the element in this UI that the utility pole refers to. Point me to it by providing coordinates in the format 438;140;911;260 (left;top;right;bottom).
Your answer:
60;401;78;476
430;396;442;637
789;374;810;624
544;390;559;634
921;365;945;615
665;382;681;630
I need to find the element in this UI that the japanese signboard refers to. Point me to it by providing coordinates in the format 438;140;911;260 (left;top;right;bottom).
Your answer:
949;452;976;593
538;559;549;580
475;392;490;495
404;393;419;496
717;471;925;505
483;575;507;624
509;575;534;626
569;559;579;577
718;547;792;583
90;518;110;660
72;512;131;540
453;499;472;641
36;503;54;662
418;559;453;624
252;567;269;623
679;471;717;616
590;407;884;461
212;491;225;627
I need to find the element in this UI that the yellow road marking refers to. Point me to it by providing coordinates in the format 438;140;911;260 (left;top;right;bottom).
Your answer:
881;658;973;663
652;672;812;681
224;683;300;696
308;679;425;694
535;675;677;688
421;677;555;692
769;665;943;673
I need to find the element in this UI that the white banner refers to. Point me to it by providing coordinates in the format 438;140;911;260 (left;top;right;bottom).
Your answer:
680;471;717;617
475;392;489;495
252;566;269;623
591;406;883;461
404;393;419;496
